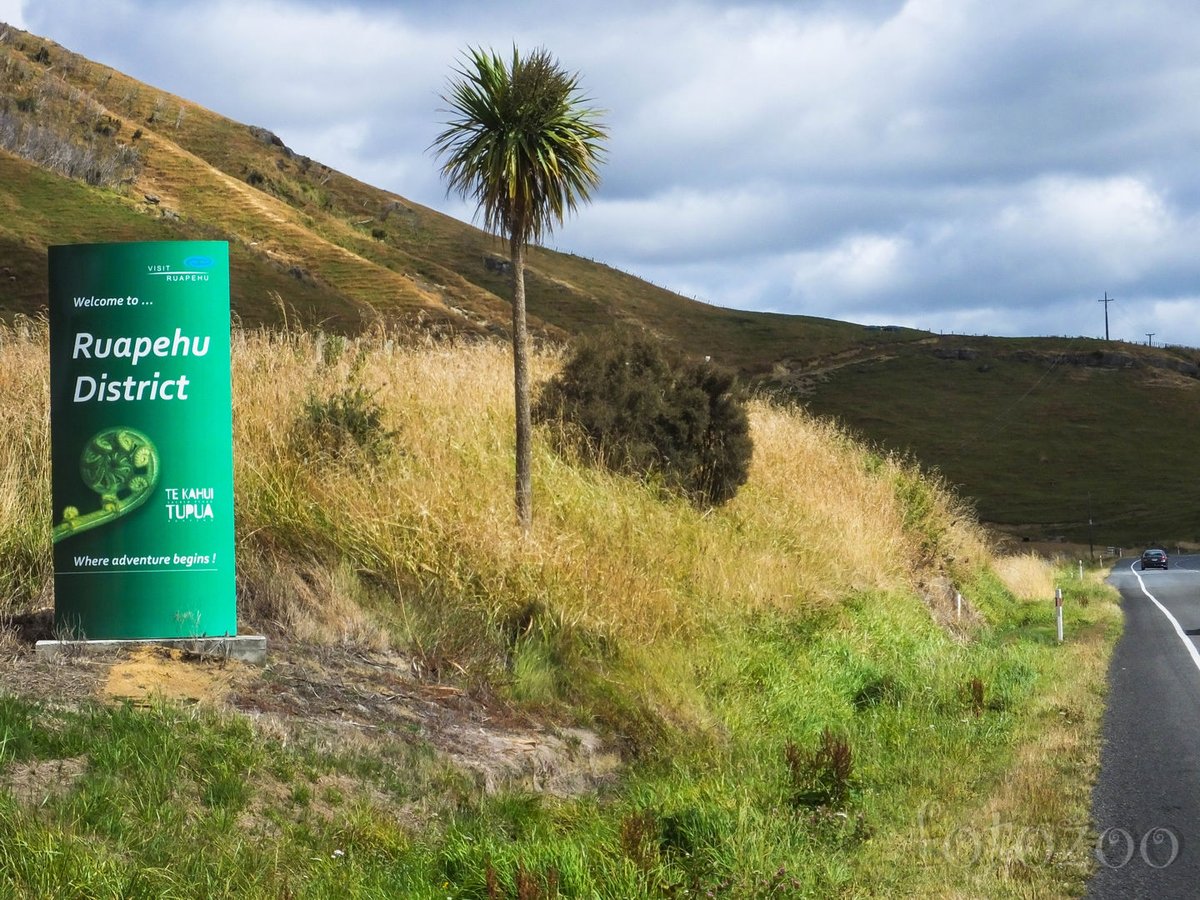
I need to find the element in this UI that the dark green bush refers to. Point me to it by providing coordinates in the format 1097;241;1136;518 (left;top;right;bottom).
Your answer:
294;383;394;463
535;330;752;506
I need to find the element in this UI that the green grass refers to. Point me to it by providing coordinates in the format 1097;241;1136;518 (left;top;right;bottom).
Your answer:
0;568;1118;898
0;697;464;898
3;562;1120;899
800;337;1200;545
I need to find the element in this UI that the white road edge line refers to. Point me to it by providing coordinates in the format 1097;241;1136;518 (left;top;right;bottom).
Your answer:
1130;561;1200;675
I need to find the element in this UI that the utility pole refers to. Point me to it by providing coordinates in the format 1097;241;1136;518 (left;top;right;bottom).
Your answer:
1146;333;1155;347
1088;492;1094;561
1099;292;1114;341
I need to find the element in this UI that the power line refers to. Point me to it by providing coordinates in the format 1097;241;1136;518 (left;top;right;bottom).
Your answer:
955;348;1071;452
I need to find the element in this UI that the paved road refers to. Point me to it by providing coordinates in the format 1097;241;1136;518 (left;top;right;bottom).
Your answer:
1089;553;1200;898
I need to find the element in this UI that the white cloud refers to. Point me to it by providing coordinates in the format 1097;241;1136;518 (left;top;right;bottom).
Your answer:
789;234;910;300
991;176;1175;281
1118;296;1200;348
0;0;25;28
564;186;793;263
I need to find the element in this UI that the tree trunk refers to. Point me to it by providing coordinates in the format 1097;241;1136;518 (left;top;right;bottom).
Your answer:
510;235;532;534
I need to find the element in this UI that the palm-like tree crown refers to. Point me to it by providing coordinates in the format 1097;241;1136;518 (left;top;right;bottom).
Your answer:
432;46;607;246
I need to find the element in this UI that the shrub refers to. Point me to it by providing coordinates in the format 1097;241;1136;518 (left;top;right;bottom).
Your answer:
293;383;395;463
0;112;142;186
92;115;121;137
535;330;752;506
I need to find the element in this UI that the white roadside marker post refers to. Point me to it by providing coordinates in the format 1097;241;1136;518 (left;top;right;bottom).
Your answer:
1079;560;1084;581
956;591;962;621
1055;587;1064;643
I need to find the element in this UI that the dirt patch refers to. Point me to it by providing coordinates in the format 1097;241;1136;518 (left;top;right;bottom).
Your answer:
440;722;620;796
2;755;88;806
0;636;620;799
230;642;621;797
103;645;252;706
237;768;406;839
921;575;985;639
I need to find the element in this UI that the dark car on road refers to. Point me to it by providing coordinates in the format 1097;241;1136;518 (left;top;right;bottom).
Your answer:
1141;548;1169;570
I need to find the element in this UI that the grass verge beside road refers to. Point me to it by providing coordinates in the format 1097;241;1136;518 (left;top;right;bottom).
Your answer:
0;567;1119;898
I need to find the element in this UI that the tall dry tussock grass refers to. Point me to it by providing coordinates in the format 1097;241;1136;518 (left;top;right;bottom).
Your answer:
993;551;1056;601
0;316;52;610
0;321;996;659
230;328;992;651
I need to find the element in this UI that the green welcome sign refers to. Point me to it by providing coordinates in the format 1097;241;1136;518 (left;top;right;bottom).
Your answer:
49;241;236;640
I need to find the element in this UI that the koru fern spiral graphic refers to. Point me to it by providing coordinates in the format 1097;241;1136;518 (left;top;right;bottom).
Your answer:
53;427;160;543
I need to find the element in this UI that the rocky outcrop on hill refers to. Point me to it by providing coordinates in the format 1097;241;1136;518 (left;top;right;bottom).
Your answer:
933;343;1200;380
1012;349;1200;379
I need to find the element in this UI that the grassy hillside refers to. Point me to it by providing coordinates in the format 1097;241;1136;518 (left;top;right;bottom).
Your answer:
0;319;1120;896
0;23;924;368
793;335;1200;547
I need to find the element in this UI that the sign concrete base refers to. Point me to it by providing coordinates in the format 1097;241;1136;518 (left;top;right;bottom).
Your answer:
35;635;267;665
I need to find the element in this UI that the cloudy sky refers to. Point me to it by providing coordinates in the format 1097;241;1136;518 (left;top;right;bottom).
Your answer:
3;0;1199;346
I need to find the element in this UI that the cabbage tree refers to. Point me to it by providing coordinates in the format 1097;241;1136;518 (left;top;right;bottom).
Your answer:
433;45;607;533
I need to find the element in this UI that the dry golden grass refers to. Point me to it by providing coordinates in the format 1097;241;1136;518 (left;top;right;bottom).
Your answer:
0;316;52;610
994;552;1057;601
226;328;993;653
0;321;998;645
